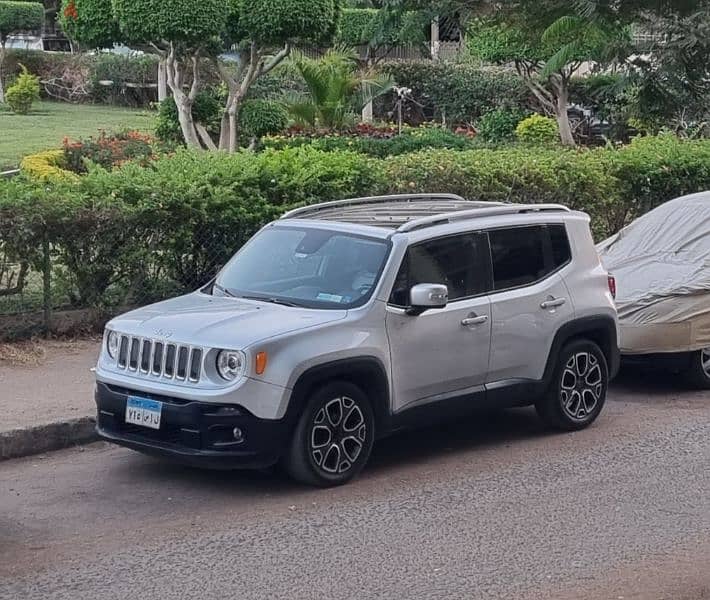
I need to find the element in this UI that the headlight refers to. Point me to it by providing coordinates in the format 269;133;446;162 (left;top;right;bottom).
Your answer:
216;350;246;382
106;330;120;359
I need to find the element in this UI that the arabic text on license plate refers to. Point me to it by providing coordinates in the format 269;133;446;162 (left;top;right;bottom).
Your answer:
125;396;162;430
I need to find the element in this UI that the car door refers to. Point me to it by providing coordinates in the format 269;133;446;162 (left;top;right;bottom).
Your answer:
385;232;493;412
486;224;575;384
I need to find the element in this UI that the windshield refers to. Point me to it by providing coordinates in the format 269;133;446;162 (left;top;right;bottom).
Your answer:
214;226;391;309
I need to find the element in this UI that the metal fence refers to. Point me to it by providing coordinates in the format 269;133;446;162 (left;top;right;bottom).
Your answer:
0;229;227;341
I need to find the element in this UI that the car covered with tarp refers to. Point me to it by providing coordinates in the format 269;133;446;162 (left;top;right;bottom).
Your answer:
597;191;710;388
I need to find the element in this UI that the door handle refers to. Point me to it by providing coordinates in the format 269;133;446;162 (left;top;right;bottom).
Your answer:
540;297;567;310
461;315;488;326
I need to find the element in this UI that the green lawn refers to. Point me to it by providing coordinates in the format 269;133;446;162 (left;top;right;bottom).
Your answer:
0;101;156;170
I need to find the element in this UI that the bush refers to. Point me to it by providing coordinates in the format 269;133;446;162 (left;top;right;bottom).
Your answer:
5;65;40;114
476;108;528;142
239;99;289;140
20;150;78;182
515;114;559;145
3;136;710;320
263;125;481;157
378;61;531;125
62;130;157;173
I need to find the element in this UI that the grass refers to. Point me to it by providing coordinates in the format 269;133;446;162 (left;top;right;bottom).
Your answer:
0;101;156;170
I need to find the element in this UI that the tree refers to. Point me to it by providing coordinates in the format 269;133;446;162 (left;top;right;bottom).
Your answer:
468;10;624;146
58;0;119;50
285;47;394;129
216;0;341;152
0;0;43;102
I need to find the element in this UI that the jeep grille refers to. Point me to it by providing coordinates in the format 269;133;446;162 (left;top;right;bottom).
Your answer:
115;335;203;383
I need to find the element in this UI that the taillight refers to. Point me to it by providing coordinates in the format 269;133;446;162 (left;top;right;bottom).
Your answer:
607;274;616;299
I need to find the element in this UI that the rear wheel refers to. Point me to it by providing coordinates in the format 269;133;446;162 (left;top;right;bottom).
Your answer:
282;381;375;487
536;339;608;431
683;347;710;390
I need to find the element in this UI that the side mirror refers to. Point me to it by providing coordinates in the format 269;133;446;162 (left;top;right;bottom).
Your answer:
406;283;448;316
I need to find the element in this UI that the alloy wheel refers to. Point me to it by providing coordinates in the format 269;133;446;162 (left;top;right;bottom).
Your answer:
702;348;710;377
560;352;603;422
310;396;367;474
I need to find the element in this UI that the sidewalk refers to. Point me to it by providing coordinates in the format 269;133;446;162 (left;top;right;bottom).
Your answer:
0;338;101;459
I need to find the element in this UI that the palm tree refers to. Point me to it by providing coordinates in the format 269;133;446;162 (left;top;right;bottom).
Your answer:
285;47;395;130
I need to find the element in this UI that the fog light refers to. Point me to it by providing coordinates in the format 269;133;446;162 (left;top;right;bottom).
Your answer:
232;427;244;443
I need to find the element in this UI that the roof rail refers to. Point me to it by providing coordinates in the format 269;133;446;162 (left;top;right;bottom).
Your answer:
280;193;468;220
397;204;572;233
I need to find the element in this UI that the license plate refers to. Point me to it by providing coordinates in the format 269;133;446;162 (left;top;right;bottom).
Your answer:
125;396;162;430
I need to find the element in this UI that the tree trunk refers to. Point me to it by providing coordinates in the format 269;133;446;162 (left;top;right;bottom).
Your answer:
157;59;167;102
228;96;241;153
0;40;6;103
553;79;575;147
361;100;373;123
175;94;200;147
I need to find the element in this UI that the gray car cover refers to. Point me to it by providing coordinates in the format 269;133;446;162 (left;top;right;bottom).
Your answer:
597;191;710;354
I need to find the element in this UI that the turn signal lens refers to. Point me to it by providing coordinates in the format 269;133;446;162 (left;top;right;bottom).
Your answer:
255;351;268;375
607;274;617;299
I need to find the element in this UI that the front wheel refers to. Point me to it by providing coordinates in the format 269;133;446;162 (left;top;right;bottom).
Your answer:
683;347;710;390
282;381;375;487
536;339;609;431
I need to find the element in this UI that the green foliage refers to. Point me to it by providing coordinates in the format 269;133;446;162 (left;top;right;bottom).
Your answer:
476;108;528;143
3;136;710;311
379;61;530;125
59;0;121;49
0;0;43;39
239;99;289;139
515;114;559;145
62;130;156;173
264;126;480;156
112;0;227;45
227;0;340;47
287;48;394;129
337;7;426;48
155;91;223;143
5;64;39;114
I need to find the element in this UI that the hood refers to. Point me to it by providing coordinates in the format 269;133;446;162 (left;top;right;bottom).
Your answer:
108;292;347;349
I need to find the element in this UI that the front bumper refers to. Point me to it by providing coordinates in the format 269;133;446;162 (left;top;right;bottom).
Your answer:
95;382;292;469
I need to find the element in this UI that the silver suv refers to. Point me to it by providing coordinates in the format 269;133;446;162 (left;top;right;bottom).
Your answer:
95;194;620;486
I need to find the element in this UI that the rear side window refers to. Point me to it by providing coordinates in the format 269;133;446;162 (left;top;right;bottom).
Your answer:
549;224;572;268
390;233;490;306
489;224;571;291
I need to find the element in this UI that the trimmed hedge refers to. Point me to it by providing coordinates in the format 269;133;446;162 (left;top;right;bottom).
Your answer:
377;61;531;125
2;135;709;315
263;126;482;157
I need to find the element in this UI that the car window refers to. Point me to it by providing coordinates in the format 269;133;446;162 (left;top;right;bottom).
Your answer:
389;233;490;306
215;227;390;309
549;224;572;268
489;225;569;291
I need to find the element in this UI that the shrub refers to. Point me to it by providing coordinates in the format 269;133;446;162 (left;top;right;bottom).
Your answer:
263;125;480;157
476;108;528;143
4;136;710;320
20;150;78;182
239;99;289;140
62;130;156;173
5;65;40;114
378;61;531;125
515;114;559;145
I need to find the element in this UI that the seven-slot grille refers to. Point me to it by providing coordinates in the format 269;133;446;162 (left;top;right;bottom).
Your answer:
116;335;203;383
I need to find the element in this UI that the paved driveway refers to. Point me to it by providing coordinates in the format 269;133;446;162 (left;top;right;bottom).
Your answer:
1;371;709;600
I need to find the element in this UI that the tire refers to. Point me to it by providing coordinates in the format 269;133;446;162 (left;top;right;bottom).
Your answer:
282;381;375;487
536;339;609;431
683;348;710;390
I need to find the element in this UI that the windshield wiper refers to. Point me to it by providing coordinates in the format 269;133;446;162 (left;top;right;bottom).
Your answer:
212;283;237;298
239;295;303;308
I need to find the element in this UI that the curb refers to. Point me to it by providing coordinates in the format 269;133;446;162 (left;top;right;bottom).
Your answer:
0;417;99;461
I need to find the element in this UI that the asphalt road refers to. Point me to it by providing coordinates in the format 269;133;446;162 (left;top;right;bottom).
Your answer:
1;370;709;600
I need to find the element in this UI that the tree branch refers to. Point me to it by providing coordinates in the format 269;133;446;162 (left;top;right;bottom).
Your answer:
259;42;291;77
